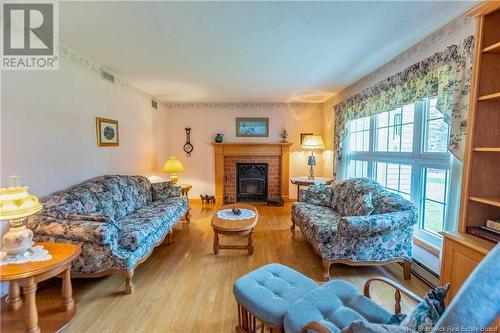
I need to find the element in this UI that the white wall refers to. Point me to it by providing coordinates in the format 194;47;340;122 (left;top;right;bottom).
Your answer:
1;57;159;197
157;104;325;200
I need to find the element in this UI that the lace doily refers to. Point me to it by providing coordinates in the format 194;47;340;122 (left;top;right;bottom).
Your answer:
0;245;52;266
216;208;256;221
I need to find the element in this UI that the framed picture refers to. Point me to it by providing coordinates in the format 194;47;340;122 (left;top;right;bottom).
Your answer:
300;133;314;145
96;117;119;147
236;118;269;137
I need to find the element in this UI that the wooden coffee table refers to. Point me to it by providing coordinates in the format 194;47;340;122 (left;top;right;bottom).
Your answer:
0;242;80;333
211;204;258;255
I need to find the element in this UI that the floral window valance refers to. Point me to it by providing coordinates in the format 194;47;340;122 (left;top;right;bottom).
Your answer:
333;35;474;166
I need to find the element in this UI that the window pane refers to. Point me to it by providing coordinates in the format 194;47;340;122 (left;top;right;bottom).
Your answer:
423;200;445;235
388;126;401;152
376;127;388;151
348;160;368;178
375;162;412;200
376;112;389;127
425;97;449;153
425;119;449;153
401;124;413;152
422;168;449;235
375;106;414;153
348;116;370;152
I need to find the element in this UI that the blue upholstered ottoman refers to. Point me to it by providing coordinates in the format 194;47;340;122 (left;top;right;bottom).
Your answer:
283;280;392;333
233;263;318;332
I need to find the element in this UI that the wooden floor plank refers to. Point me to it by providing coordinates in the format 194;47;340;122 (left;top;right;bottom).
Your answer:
17;203;429;332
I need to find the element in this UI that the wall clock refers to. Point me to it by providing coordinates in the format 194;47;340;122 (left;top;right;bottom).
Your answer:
183;127;193;157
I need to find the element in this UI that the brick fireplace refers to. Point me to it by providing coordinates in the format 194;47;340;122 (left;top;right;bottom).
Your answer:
213;142;292;204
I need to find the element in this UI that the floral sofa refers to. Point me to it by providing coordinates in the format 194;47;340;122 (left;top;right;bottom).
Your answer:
291;177;417;281
27;175;189;293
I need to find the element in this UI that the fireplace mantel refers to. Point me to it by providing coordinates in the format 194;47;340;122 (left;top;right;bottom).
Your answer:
212;142;293;203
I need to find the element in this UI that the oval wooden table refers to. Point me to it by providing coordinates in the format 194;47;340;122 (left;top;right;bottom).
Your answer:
211;204;258;255
1;242;81;333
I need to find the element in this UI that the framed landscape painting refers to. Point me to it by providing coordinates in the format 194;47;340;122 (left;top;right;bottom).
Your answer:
96;117;119;146
236;117;269;137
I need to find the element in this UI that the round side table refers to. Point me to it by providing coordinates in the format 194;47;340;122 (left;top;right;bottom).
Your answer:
1;242;80;333
291;176;333;198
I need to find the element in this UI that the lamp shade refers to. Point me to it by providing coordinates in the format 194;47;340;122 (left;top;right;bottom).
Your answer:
0;186;43;220
162;157;185;173
301;135;325;151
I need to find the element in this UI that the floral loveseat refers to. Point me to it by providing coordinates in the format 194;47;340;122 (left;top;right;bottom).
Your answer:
27;175;189;293
291;177;417;281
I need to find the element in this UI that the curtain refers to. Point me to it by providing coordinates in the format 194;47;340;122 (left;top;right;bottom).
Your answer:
333;35;475;169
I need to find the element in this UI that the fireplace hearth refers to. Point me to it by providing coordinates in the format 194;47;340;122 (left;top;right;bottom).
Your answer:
237;163;268;202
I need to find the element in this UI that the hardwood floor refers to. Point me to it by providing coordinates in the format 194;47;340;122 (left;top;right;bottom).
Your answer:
28;203;429;332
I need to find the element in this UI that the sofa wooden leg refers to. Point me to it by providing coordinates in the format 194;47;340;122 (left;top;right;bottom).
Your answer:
123;269;134;294
184;209;191;223
290;219;296;231
403;260;411;280
165;230;172;245
322;259;332;282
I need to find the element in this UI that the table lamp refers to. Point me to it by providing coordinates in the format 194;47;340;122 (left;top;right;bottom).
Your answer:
0;176;43;256
162;157;185;184
301;135;325;180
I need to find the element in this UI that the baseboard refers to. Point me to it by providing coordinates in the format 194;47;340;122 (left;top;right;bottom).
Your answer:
411;259;440;287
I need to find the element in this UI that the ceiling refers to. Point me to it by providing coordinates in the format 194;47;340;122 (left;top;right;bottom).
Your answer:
59;1;476;104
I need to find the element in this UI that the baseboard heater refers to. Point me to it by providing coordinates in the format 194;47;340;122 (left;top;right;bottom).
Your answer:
410;258;440;288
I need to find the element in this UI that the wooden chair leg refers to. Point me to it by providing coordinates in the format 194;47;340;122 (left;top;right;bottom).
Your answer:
123;269;134;294
322;259;332;282
403;260;411;280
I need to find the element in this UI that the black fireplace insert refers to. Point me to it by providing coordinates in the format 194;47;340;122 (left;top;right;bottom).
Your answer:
236;163;268;202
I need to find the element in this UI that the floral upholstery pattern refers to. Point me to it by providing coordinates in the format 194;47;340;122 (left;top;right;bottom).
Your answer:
291;177;417;263
299;185;333;207
151;181;182;201
27;175;188;273
344;192;374;216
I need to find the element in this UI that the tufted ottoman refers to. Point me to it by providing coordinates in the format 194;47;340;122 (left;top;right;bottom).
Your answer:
283;280;392;333
233;263;318;332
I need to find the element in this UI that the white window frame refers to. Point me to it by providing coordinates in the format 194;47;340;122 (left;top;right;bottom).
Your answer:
345;98;451;248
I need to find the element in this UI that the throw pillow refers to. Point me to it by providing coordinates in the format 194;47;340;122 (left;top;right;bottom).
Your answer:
303;184;333;207
152;181;181;200
400;284;450;333
345;193;374;216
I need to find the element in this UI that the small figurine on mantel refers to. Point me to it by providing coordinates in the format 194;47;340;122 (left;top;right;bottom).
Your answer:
280;129;288;143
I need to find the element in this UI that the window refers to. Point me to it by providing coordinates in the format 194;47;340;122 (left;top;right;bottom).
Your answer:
375;162;412;200
345;97;450;247
348;160;368;178
348;116;370;152
422;168;449;235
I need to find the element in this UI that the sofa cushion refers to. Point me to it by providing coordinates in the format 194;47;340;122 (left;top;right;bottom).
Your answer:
117;196;188;251
332;178;413;216
292;203;339;243
344;193;374;217
301;184;333;207
233;263;318;326
284;280;392;333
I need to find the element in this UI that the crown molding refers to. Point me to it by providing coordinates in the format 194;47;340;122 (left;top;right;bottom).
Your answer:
162;102;322;109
